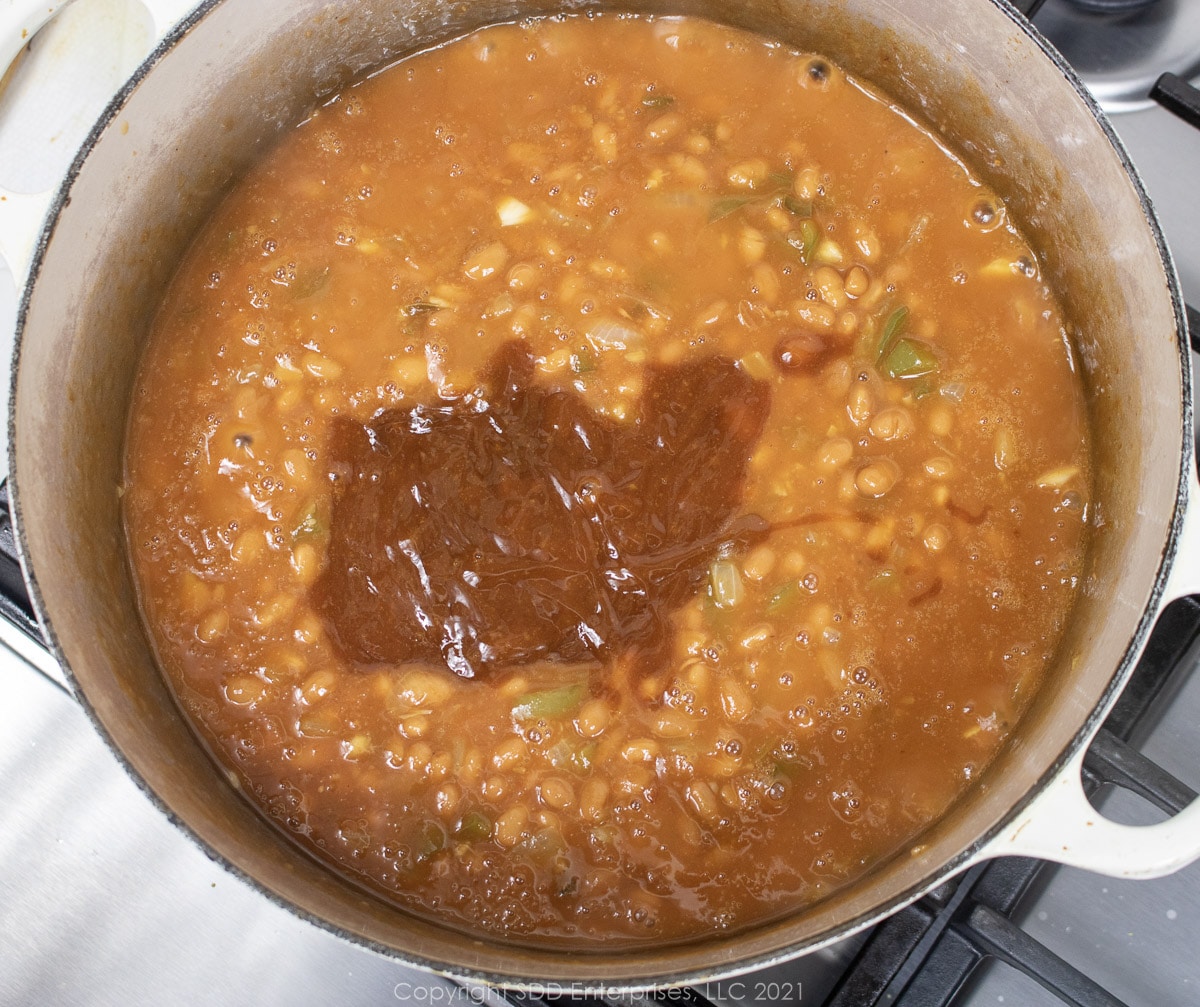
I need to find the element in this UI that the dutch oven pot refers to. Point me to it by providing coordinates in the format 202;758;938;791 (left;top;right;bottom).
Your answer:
3;0;1200;989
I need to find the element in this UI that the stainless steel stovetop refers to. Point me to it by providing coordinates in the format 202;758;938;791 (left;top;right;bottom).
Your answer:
0;1;1197;1004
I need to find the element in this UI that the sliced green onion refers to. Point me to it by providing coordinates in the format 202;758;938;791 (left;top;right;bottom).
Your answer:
875;305;910;361
767;582;795;611
512;682;587;722
782;195;812;217
642;93;675;108
401;300;443;318
454;811;492;843
416;820;446;861
710;560;744;609
786;220;821;265
708;195;757;223
882;337;939;379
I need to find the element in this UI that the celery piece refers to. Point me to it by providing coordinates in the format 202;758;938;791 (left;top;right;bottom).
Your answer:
292;501;323;540
512;682;587;722
710;559;744;609
571;742;598;773
882;337;939;379
572;347;596;374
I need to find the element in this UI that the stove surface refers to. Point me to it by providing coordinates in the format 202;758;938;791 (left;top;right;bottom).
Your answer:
0;2;1197;1005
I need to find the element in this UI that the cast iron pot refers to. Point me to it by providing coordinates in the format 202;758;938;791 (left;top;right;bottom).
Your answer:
2;0;1200;989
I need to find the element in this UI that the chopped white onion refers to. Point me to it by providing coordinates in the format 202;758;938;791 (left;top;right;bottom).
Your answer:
586;319;644;353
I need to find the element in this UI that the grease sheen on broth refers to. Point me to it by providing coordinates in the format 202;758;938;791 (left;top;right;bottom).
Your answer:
123;14;1092;944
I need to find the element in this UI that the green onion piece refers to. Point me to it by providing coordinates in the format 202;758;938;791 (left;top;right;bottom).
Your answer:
710;559;744;609
512;682;587;722
455;811;492;843
571;347;596;374
782;195;812;217
767;582;795;611
571;742;597;773
416;820;446;861
292;501;323;540
401;300;443;318
708;195;757;223
642;93;675;108
786;220;821;265
519;827;565;860
882;337;939;379
875;305;910;361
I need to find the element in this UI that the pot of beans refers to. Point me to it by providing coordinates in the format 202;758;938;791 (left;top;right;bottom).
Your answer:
3;0;1199;989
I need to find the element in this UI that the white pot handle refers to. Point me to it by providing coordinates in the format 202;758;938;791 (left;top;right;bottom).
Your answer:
0;0;196;284
978;459;1200;877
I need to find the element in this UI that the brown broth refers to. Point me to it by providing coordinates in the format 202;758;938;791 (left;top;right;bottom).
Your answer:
123;14;1092;944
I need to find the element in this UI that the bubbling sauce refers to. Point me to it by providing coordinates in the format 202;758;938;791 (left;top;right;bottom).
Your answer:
123;14;1092;944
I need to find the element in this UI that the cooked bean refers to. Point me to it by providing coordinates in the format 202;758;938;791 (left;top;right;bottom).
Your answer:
870;407;915;441
646;111;683;141
493;806;530;848
742;544;777;582
793;167;820;201
847;383;874;426
775;330;838;374
575;699;612;738
539;777;575;810
463;240;509;281
855;459;901;498
818;437;854;471
579;779;609;822
727;158;768;188
813;265;847;309
845;265;870;296
197;608;229;642
924;523;951;552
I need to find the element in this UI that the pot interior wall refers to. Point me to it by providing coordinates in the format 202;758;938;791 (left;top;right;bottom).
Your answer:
10;0;1186;984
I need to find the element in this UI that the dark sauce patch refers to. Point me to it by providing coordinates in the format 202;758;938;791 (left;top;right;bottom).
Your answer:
313;341;771;679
